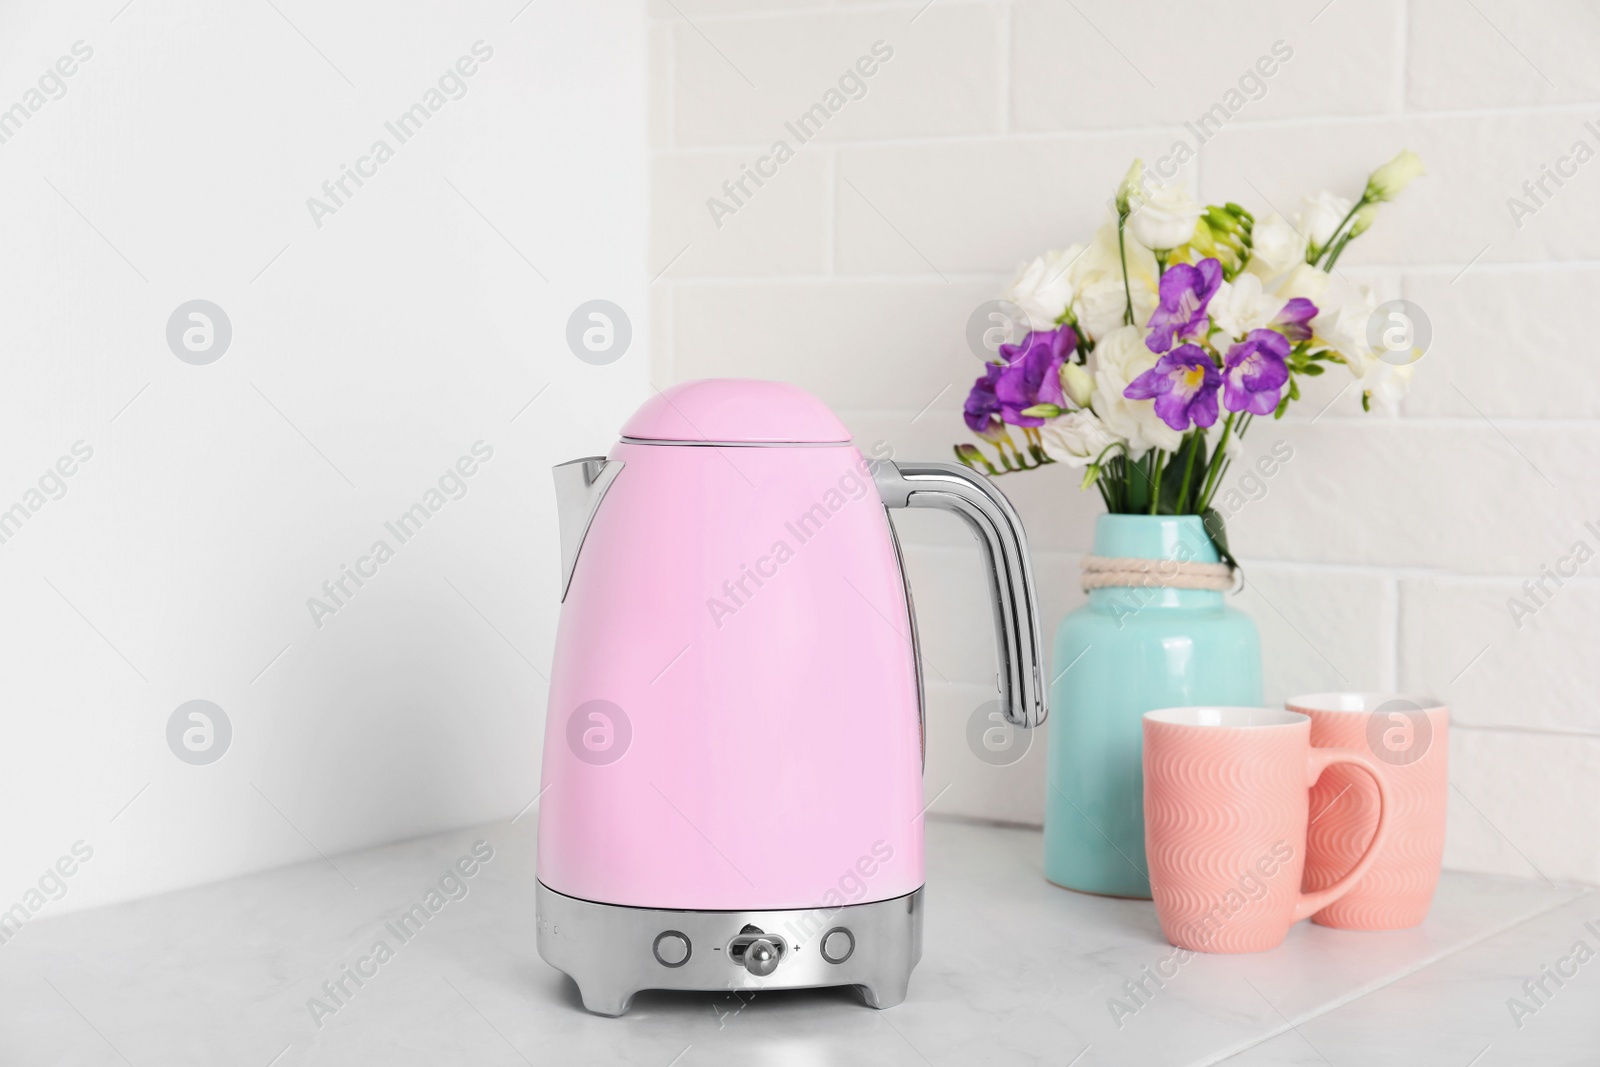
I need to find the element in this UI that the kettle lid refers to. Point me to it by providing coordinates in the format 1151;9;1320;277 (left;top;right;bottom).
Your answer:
621;378;851;444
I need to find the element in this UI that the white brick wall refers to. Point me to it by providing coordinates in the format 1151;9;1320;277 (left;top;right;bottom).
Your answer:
651;0;1600;884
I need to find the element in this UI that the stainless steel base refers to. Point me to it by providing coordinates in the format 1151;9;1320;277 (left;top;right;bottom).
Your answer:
536;881;924;1016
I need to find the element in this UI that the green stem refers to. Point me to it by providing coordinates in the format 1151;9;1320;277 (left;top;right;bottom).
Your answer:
1204;454;1236;511
1094;474;1112;511
1149;451;1165;515
1315;197;1367;270
1117;213;1135;327
1321;230;1357;272
1196;413;1235;510
1203;412;1248;511
1176;431;1200;513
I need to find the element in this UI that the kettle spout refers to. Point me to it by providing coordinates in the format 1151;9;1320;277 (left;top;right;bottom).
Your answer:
554;456;624;602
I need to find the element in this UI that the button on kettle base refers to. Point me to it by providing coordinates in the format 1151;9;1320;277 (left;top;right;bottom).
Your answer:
652;931;691;967
820;927;855;964
537;880;925;1015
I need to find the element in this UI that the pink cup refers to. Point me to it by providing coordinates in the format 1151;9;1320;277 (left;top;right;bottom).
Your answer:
1143;707;1392;953
1289;693;1449;931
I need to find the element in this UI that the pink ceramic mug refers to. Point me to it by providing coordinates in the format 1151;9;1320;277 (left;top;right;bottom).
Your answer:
1143;707;1392;953
1289;692;1449;931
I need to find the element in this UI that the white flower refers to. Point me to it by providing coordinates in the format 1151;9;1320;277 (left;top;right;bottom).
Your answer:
1038;409;1116;467
1297;191;1354;249
1002;246;1083;331
1246;213;1307;279
1367;149;1424;201
1353;356;1414;413
1271;262;1331;304
1071;222;1158;342
1209;274;1286;343
1089;324;1183;457
1128;181;1203;250
1076;277;1137;344
1061;362;1093;408
1310;284;1415;413
1311;284;1375;366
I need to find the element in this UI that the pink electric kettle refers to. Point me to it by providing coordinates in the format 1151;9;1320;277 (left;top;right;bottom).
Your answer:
536;378;1045;1015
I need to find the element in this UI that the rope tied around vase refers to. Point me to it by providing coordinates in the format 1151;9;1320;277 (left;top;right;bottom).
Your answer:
1079;555;1236;593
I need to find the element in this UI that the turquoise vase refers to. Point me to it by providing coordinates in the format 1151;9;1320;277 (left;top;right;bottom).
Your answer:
1043;513;1262;899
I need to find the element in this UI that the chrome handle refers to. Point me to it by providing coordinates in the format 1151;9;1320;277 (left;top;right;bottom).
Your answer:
553;457;624;602
874;461;1046;728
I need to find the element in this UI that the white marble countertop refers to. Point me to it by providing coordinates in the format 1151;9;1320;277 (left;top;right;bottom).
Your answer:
2;817;1596;1066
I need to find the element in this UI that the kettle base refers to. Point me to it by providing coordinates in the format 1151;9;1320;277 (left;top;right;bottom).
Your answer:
536;881;924;1017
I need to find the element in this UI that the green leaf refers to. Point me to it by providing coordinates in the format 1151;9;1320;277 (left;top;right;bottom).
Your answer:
1301;363;1325;376
1274;395;1291;419
1200;507;1240;574
1160;433;1207;515
1123;451;1156;514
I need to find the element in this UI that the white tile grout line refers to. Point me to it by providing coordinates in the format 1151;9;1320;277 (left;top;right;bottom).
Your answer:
647;0;973;23
909;674;1600;739
640;261;1600;283
648;97;1600;153
1448;723;1600;740
839;403;1600;428
898;540;1600;585
1196;887;1596;1066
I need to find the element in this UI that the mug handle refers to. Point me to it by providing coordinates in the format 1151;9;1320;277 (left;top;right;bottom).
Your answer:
1292;747;1392;922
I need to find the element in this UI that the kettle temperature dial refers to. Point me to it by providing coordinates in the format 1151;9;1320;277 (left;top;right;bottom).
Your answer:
743;939;780;976
728;925;787;976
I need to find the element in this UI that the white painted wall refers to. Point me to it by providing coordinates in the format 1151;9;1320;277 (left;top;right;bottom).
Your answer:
11;0;1597;924
0;0;649;917
650;0;1600;884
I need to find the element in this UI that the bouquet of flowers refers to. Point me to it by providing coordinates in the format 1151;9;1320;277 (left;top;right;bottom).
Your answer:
955;151;1425;560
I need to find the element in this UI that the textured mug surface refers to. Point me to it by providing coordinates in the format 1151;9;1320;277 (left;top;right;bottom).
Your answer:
1291;693;1449;931
1143;707;1392;953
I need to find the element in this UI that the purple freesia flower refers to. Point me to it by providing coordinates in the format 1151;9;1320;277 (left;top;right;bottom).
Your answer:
1145;258;1223;353
1271;297;1317;342
963;363;1007;441
1222;329;1291;415
964;325;1078;435
993;325;1075;426
1124;343;1221;431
